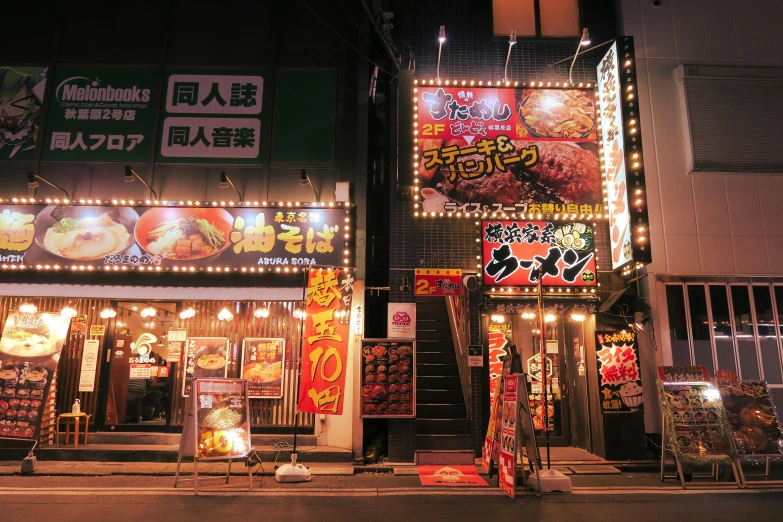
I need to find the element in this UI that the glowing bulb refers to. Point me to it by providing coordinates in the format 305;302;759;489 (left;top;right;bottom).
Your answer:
140;305;157;318
544;314;556;323
217;307;234;321
254;308;270;319
179;307;196;319
60;306;78;318
19;303;37;314
99;307;117;319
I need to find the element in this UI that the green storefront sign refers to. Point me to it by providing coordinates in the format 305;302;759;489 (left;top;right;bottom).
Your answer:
157;69;264;164
0;65;48;161
42;65;157;162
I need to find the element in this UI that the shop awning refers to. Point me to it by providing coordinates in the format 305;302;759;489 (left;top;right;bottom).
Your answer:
0;283;305;301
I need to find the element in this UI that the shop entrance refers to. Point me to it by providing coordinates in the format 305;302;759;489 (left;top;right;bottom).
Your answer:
102;302;177;429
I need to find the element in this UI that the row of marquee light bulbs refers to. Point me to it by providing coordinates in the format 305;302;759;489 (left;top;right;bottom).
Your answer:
16;301;347;323
490;312;587;323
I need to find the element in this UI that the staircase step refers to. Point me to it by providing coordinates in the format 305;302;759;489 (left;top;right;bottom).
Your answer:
417;418;470;435
417;375;461;390
415;434;473;451
414;339;454;353
417;351;456;364
417;389;465;403
417;363;458;376
415;329;453;342
416;403;467;419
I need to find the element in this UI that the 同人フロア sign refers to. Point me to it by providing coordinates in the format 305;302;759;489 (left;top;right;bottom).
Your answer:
158;70;264;164
482;220;597;287
42;66;157;162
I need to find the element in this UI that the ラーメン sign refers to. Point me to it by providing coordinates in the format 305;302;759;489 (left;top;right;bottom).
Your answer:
158;70;264;164
414;85;603;217
482;220;597;287
0;203;351;271
42;66;157;162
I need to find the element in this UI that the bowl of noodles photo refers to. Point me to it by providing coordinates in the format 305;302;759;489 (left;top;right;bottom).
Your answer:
192;339;228;377
135;207;233;264
517;89;596;139
0;313;70;359
198;401;246;431
35;206;139;261
242;342;284;387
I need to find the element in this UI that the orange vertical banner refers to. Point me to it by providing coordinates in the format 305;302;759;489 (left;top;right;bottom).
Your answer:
298;268;354;415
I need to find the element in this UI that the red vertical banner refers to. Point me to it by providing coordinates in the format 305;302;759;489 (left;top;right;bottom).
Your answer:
298;268;354;415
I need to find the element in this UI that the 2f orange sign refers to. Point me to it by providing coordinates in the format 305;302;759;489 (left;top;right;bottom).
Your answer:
414;268;463;296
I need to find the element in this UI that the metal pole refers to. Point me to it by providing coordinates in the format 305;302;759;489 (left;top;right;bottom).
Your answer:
536;269;550;469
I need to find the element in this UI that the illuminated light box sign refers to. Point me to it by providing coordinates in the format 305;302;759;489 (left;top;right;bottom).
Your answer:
0;202;352;272
481;220;598;287
413;83;604;219
597;37;651;273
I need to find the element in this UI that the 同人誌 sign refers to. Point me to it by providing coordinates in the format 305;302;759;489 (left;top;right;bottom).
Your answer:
482;220;597;287
298;268;354;415
0;66;48;161
158;71;264;163
595;330;643;414
42;66;157;162
597;43;632;270
0;204;348;270
415;86;602;216
414;268;463;296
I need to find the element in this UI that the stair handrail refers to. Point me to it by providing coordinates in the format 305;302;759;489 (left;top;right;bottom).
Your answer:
445;295;471;418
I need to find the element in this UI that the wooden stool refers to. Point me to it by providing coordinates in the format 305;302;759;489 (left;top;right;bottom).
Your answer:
56;412;91;448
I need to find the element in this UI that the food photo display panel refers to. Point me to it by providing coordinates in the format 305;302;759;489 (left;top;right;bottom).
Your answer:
360;339;415;418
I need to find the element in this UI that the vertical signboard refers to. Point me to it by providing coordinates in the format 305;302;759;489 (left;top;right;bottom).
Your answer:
595;330;643;414
498;374;519;498
298;268;354;415
0;311;71;440
42;66;158;162
387;303;416;338
191;378;251;460
487;321;511;408
158;70;264;163
0;66;48;161
597;38;651;271
78;338;100;392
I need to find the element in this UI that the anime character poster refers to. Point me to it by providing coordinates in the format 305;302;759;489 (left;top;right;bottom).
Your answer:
0;66;47;160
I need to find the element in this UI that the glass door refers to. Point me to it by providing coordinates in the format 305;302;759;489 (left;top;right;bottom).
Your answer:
101;302;176;429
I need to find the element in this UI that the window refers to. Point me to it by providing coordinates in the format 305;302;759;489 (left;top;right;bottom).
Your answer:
676;65;783;173
492;0;579;38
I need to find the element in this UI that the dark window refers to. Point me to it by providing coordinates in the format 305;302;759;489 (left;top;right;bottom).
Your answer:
666;285;691;366
688;285;713;377
732;286;759;379
753;286;782;384
709;285;736;374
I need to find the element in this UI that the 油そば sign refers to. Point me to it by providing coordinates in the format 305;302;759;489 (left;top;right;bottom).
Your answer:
481;220;597;287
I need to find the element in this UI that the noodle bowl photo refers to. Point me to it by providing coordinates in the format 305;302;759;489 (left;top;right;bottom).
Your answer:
135;207;233;263
35;206;138;261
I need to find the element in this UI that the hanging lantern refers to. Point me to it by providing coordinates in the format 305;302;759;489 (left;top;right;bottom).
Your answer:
218;307;234;321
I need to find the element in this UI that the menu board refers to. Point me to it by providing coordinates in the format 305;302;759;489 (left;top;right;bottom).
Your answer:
360;339;415;417
0;311;71;440
0;204;348;271
719;380;783;455
182;337;229;397
659;382;735;463
595;330;643;414
241;338;285;399
191;378;251;460
498;375;520;498
658;365;710;383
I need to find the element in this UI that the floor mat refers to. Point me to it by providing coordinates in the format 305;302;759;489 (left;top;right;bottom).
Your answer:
418;465;489;487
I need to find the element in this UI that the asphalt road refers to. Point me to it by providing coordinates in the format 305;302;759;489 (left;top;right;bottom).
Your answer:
1;476;782;522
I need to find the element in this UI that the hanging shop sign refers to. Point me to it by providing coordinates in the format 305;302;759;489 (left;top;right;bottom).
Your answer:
240;338;285;399
158;69;264;164
186;378;251;460
360;339;415;417
387;303;416;338
658;365;710;383
0;203;350;271
182;337;229;397
89;324;105;337
414;268;463;296
526;352;553;382
718;380;783;455
595;330;643;414
0;65;48;161
657;381;736;465
414;85;602;216
298;268;354;415
487;321;510;408
481;220;597;287
597;38;651;272
0;311;71;440
42;65;157;162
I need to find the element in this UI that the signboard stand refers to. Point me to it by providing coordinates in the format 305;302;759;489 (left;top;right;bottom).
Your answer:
173;378;254;494
657;378;742;489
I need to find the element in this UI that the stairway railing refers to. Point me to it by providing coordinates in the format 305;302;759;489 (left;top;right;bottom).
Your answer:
446;295;471;418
